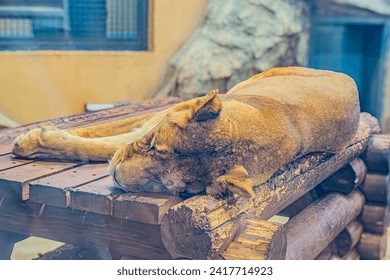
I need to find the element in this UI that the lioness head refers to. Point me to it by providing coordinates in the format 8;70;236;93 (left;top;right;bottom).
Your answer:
109;90;224;196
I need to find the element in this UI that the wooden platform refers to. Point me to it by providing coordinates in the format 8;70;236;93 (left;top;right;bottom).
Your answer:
0;97;182;260
0;97;387;260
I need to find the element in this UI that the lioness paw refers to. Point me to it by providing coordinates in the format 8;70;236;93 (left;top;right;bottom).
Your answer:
207;166;255;200
12;126;70;158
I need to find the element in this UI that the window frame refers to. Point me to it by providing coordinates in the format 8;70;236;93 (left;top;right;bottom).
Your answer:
0;0;149;51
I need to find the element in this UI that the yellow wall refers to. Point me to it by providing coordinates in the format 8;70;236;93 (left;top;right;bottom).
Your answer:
0;0;210;124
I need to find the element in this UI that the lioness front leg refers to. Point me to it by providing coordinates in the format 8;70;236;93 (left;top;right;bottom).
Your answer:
12;126;133;161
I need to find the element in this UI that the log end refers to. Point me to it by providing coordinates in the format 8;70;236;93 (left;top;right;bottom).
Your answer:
221;219;286;260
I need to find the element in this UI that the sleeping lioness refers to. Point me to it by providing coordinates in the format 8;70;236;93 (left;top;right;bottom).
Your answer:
12;67;360;199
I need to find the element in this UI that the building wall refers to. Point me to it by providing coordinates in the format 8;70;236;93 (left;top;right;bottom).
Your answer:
0;0;210;124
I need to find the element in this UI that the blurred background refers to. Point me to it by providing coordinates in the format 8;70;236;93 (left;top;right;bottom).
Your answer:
0;0;389;132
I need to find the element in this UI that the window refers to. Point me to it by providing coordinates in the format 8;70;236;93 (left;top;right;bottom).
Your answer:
0;0;149;50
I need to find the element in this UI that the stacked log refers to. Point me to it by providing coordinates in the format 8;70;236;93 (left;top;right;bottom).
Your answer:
160;113;378;259
357;134;390;260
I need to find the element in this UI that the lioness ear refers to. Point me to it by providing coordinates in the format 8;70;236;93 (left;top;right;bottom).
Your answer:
193;89;222;122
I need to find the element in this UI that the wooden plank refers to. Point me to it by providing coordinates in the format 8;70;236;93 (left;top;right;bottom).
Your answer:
29;163;110;207
161;113;378;260
70;176;122;216
0;144;13;155
0;160;80;200
0;154;33;171
0;198;172;260
114;193;182;225
284;190;365;260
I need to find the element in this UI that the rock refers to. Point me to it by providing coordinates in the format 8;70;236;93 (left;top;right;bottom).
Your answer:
156;0;310;100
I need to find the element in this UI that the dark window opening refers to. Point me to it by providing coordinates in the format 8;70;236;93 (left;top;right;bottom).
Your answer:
0;0;148;50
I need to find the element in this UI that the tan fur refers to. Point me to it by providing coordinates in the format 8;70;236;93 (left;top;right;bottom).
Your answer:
12;67;360;199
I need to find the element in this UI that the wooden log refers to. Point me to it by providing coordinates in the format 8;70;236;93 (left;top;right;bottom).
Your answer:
333;220;363;256
160;113;378;259
329;249;360;260
278;188;321;218
363;134;390;173
221;219;286;260
320;158;367;194
316;248;360;260
359;204;390;234
284;190;365;260
359;173;390;204
357;231;388;260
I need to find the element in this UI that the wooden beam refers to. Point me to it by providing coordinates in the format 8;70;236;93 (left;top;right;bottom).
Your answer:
221;219;286;260
359;173;390;204
363;134;390;173
357;231;388;260
0;198;172;260
160;113;378;259
319;157;367;194
359;204;390;234
285;190;365;260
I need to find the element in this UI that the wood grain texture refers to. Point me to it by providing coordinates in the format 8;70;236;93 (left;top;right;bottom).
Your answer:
222;219;286;260
161;113;378;260
0;198;172;260
285;190;365;260
320;157;367;194
28;163;110;207
0;160;80;200
70;176;122;216
357;231;388;260
278;188;321;218
359;204;390;234
316;248;360;260
333;220;363;256
114;193;182;225
363;134;390;173
359;173;390;204
0;154;33;172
